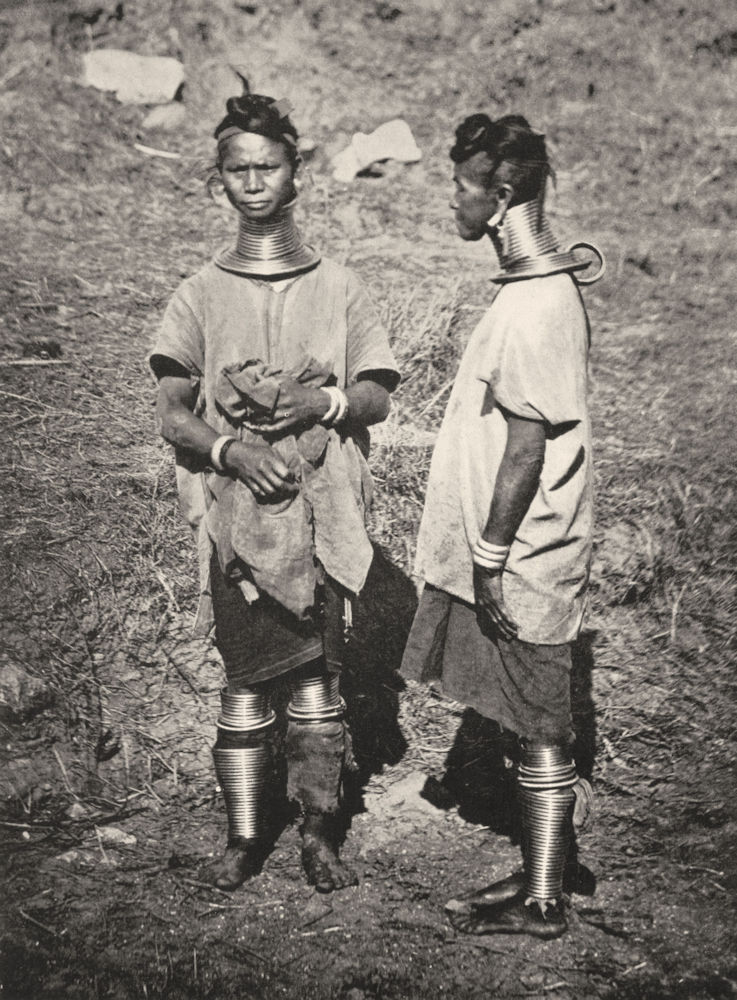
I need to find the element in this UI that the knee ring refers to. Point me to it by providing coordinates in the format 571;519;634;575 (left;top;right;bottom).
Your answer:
287;670;345;723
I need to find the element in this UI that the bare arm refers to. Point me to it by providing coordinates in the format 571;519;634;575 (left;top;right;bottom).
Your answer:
475;413;546;639
482;414;546;545
255;377;391;434
156;375;296;498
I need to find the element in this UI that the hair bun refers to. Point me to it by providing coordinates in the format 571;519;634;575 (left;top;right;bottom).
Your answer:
451;113;493;161
496;114;531;130
214;78;299;160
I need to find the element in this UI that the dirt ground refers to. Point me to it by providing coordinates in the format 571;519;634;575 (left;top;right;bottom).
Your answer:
1;0;736;997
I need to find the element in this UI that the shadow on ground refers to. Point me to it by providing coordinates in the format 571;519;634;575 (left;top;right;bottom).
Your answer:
419;630;598;841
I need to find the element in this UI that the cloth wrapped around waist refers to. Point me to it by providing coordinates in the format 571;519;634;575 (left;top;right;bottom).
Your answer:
207;357;374;619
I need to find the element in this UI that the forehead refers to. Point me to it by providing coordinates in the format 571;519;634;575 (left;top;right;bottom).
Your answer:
220;132;291;165
453;150;495;187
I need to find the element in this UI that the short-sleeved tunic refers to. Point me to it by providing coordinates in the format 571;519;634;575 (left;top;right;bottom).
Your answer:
151;256;398;681
402;274;593;737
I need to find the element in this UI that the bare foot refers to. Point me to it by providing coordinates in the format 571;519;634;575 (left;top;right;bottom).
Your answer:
447;892;567;939
445;871;524;916
446;862;595;917
301;813;357;894
208;838;267;891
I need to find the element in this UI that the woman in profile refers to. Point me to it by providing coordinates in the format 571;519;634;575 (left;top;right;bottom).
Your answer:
402;113;600;937
150;79;399;893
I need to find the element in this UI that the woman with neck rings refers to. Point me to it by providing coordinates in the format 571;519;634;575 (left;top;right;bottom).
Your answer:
150;81;400;893
402;114;602;937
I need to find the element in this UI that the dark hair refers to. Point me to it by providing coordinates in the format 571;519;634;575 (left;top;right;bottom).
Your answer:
214;73;299;167
450;113;550;204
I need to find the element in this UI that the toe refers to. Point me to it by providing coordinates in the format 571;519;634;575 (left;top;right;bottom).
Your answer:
445;897;472;916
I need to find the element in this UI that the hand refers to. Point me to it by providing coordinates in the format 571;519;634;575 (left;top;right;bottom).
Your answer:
474;565;519;641
251;377;330;433
573;777;595;833
224;437;298;499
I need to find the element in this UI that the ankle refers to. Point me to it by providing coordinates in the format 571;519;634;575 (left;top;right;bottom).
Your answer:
302;811;338;841
227;835;263;851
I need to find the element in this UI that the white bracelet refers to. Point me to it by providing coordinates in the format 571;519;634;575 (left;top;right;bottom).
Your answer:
320;387;339;424
320;386;349;426
475;538;510;557
210;435;236;472
472;538;510;570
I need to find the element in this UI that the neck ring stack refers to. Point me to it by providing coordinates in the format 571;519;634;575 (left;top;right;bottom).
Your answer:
215;200;321;279
491;200;604;285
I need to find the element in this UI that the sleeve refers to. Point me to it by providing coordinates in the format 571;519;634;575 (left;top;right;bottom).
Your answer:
488;286;587;427
344;270;401;390
149;282;206;378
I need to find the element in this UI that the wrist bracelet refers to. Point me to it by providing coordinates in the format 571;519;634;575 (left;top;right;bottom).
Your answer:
320;386;349;427
473;538;510;570
219;437;237;470
475;539;510;556
210;435;237;472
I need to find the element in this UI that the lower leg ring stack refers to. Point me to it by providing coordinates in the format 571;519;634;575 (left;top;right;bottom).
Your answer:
518;744;577;902
212;687;275;841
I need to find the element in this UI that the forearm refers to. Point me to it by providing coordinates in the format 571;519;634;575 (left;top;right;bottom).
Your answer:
474;420;545;636
156;395;220;459
481;421;546;546
483;453;542;545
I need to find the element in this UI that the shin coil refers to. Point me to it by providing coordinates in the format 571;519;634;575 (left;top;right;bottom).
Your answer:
287;669;345;723
212;687;274;841
518;744;577;902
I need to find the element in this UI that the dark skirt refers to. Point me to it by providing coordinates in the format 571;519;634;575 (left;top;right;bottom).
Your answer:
210;551;347;687
401;584;573;743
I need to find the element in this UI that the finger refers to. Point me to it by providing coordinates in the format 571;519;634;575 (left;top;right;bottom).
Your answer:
495;619;517;642
490;608;518;641
262;468;298;492
478;603;512;641
264;416;300;433
573;778;595;833
499;617;519;640
249;468;283;495
495;601;519;633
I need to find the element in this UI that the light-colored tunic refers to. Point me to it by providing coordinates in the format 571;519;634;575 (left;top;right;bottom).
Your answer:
414;274;593;645
152;257;398;632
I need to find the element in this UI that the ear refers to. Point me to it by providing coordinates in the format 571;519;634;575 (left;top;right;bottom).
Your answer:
487;182;514;229
495;182;513;220
291;155;305;192
207;170;229;209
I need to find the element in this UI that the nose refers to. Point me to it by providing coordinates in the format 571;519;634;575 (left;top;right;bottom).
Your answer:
449;198;458;211
244;168;264;192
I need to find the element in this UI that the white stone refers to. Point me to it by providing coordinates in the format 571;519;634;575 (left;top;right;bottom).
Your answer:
95;825;137;847
82;49;185;105
141;102;187;131
0;658;48;718
331;119;422;182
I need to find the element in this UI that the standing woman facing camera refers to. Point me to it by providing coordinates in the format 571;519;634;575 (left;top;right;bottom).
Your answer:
402;113;604;937
150;80;399;893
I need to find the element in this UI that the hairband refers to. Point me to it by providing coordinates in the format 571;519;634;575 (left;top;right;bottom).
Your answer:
215;96;298;148
270;98;294;119
216;126;297;148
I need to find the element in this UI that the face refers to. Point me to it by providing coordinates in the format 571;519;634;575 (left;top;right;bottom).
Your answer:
219;132;296;220
450;153;501;241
